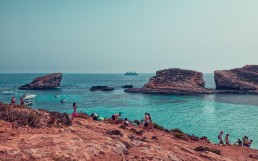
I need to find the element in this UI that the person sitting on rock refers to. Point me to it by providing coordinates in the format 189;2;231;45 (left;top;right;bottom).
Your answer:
112;113;121;121
20;97;24;106
91;113;99;120
234;139;242;146
248;140;253;147
225;134;231;145
122;118;130;126
243;136;249;147
218;131;224;145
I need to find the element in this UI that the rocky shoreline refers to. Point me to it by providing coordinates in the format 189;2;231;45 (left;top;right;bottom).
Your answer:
125;65;258;95
0;103;258;160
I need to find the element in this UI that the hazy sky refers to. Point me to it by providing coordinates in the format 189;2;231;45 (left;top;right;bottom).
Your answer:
0;0;258;73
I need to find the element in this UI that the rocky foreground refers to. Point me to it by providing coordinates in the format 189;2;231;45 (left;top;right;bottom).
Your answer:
0;104;258;161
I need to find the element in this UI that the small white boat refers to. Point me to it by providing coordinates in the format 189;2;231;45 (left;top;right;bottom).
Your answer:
24;100;33;106
23;94;37;100
2;90;15;94
55;95;60;98
61;99;66;103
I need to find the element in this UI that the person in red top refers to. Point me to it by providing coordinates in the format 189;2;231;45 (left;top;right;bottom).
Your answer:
72;102;77;119
10;96;16;105
112;113;121;121
20;97;24;106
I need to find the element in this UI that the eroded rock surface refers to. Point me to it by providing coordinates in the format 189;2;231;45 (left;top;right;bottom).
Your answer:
126;68;212;94
215;65;258;91
19;73;62;90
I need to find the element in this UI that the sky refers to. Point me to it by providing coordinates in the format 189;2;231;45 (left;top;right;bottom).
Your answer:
0;0;258;73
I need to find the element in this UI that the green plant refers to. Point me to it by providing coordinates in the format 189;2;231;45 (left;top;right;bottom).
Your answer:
152;122;164;130
195;146;221;155
174;132;188;141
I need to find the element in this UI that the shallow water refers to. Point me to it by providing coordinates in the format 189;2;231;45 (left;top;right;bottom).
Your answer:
1;73;258;149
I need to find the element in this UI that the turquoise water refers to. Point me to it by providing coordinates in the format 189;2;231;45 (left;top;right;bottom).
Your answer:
1;73;258;149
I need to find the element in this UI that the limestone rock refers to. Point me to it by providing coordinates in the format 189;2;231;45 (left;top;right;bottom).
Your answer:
214;65;258;91
19;73;62;90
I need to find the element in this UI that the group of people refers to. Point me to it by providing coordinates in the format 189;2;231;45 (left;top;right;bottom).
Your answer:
110;112;153;130
9;96;24;106
218;131;253;147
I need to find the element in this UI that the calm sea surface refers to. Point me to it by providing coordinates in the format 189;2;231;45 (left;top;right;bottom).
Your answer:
1;73;258;148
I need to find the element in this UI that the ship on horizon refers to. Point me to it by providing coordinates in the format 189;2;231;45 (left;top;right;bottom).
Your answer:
124;71;138;76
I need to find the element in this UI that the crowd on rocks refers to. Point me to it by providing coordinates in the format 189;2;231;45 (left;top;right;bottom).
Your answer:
218;131;252;148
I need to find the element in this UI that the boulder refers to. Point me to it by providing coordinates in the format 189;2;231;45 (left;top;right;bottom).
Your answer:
214;65;258;91
19;73;62;90
121;85;133;88
126;68;211;94
90;86;114;91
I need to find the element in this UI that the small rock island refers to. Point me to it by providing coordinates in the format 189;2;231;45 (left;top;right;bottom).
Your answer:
126;68;212;94
126;65;258;95
19;73;63;90
215;65;258;91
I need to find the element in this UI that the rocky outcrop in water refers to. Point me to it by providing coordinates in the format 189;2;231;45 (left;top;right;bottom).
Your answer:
121;85;133;89
90;86;114;91
214;65;258;91
126;68;212;94
19;73;62;90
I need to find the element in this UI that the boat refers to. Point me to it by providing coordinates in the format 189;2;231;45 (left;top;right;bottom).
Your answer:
124;72;138;76
24;100;33;106
23;94;37;100
55;95;60;98
2;90;15;95
61;99;66;103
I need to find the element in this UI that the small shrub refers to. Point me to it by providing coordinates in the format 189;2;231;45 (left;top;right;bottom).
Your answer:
195;146;221;155
133;120;141;125
130;128;144;135
106;129;123;137
188;134;199;141
174;132;188;141
171;128;183;133
76;112;90;119
128;135;135;140
152;122;164;130
119;124;127;129
121;140;132;149
152;136;158;140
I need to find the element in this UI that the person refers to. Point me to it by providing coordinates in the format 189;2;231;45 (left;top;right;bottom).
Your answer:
143;113;150;130
148;113;153;130
20;97;24;106
248;140;253;147
10;96;16;105
91;113;99;120
72;102;77;118
225;134;231;145
218;131;224;145
122;118;130;126
243;136;249;147
112;113;121;121
234;139;242;146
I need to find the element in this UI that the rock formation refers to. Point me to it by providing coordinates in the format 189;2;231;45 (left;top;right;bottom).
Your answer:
121;85;133;89
126;68;212;94
19;73;62;90
214;65;258;91
90;86;114;91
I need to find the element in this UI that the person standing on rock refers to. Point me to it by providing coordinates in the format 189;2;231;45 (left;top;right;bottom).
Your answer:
148;113;153;130
20;97;24;106
218;131;224;145
225;134;231;145
72;102;77;119
10;96;16;105
143;113;149;130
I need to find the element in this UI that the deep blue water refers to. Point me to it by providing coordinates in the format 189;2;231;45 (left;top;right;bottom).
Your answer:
1;73;258;149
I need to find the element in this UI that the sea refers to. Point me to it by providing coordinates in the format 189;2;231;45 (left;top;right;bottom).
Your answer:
1;73;258;149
